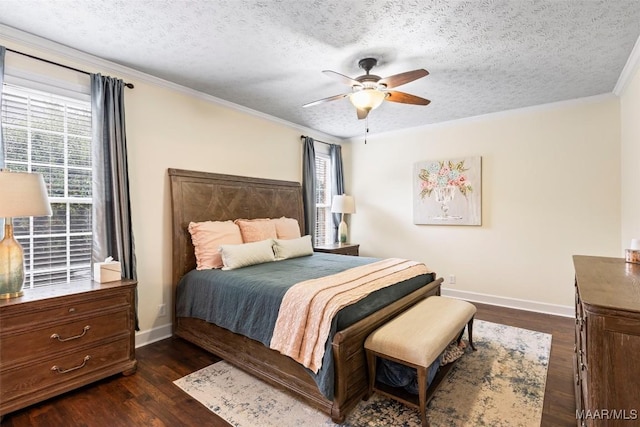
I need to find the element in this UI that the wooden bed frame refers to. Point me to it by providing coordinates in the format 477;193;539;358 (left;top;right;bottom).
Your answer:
168;168;442;422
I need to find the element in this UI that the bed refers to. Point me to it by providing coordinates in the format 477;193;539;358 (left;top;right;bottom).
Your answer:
169;168;443;422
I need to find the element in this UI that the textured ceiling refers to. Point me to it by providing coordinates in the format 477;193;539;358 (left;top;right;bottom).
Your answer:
1;0;639;139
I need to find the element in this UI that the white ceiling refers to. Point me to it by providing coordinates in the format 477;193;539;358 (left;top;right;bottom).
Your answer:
1;0;639;139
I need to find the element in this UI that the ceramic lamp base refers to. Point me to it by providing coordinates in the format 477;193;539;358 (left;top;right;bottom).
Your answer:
0;223;25;299
338;220;348;244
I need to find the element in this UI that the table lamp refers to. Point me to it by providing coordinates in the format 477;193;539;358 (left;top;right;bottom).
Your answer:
0;171;52;298
331;194;356;244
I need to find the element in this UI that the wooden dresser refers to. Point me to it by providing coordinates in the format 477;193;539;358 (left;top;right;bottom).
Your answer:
0;279;137;416
573;256;640;427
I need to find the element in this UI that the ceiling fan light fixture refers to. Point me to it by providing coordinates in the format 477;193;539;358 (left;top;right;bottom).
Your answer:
349;88;386;111
306;60;430;121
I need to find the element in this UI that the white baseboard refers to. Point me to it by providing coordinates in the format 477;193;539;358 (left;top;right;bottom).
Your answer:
441;287;575;318
135;323;173;348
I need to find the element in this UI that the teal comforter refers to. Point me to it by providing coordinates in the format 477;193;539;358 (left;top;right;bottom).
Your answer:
175;252;434;399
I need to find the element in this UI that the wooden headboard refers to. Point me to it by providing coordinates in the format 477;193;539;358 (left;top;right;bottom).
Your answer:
168;168;305;287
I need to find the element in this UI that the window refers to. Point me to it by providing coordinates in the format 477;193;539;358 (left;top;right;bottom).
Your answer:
314;152;333;246
1;84;93;288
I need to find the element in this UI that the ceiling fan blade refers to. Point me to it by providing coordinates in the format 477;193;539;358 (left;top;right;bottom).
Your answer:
385;90;431;105
302;93;349;108
356;108;369;120
322;70;362;87
379;69;429;89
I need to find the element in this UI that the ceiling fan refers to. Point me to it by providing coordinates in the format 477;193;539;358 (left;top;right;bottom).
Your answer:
303;58;430;120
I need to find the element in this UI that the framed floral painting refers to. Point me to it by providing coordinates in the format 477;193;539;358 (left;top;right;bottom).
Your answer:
413;156;482;225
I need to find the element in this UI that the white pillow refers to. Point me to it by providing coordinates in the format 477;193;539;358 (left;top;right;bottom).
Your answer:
273;235;313;261
219;239;276;270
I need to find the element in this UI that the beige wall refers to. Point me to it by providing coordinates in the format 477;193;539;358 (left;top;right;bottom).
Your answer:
620;66;640;251
344;96;621;309
126;83;307;335
1;37;333;339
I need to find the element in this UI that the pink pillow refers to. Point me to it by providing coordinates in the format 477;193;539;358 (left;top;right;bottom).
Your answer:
234;218;278;243
188;220;243;270
273;217;301;240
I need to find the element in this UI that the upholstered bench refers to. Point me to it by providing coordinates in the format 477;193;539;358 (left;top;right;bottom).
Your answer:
364;296;477;427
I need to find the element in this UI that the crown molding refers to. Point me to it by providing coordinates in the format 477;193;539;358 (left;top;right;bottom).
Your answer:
0;24;342;144
347;92;617;143
614;34;640;96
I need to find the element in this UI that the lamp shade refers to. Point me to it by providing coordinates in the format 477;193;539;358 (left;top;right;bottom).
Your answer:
0;171;52;217
349;89;386;111
331;194;356;214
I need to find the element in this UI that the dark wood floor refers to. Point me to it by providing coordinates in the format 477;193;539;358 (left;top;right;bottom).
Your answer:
1;303;576;427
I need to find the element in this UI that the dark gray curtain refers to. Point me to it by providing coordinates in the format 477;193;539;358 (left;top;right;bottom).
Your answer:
0;45;5;168
91;73;138;328
302;136;316;245
329;144;345;243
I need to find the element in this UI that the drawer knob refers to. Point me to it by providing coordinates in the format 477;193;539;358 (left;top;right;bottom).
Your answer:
51;355;91;374
68;308;76;313
51;325;90;342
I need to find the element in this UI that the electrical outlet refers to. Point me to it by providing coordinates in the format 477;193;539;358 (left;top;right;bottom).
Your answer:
158;303;166;316
448;275;456;285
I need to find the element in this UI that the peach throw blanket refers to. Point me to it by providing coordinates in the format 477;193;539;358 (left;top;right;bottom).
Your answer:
269;258;431;373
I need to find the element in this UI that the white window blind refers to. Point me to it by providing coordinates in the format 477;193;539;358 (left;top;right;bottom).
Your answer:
314;153;333;246
1;84;93;288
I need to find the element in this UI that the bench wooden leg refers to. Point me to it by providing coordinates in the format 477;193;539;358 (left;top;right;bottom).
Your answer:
468;316;477;351
365;350;376;400
417;366;430;427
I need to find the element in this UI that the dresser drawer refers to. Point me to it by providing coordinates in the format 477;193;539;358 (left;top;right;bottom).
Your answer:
0;292;130;332
0;337;132;405
1;309;130;365
579;314;588;365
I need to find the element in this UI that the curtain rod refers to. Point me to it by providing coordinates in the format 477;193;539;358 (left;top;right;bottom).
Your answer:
299;135;336;146
5;48;134;89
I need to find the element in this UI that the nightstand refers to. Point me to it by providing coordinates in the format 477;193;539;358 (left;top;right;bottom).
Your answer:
0;279;137;416
314;242;359;256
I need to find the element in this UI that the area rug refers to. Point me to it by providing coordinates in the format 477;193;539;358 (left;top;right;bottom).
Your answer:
174;320;551;427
